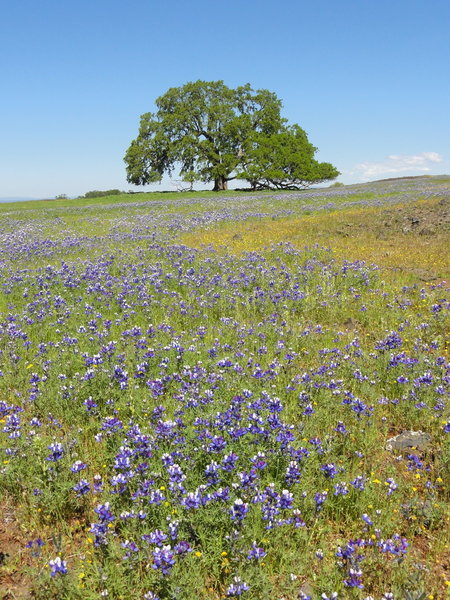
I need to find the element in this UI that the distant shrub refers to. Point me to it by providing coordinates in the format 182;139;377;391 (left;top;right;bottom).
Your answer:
329;181;345;187
84;189;123;198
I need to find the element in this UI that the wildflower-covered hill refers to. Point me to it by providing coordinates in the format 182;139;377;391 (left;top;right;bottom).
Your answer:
0;177;449;599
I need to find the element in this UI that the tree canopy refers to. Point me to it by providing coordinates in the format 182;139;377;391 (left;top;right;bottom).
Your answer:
124;80;339;191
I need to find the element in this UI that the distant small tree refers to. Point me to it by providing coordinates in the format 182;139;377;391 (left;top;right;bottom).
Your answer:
55;194;67;200
330;181;345;187
84;189;122;198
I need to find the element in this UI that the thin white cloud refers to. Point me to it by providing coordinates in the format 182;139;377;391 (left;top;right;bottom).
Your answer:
354;152;443;179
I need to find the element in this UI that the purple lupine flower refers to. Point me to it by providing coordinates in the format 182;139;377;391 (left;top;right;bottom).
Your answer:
3;414;21;438
350;475;366;491
315;491;328;511
205;460;221;480
101;416;123;433
152;545;176;575
73;479;90;496
181;491;202;509
48;556;68;577
344;567;364;588
70;460;87;473
334;482;349;496
46;442;64;462
239;469;258;489
321;463;338;479
94;502;115;523
292;509;306;528
211;486;230;502
141;529;167;546
285;461;301;485
110;473;129;494
89;523;109;547
334;421;347;434
375;331;402;351
167;463;186;483
386;478;398;496
167;520;179;540
247;541;266;560
93;474;103;493
222;452;239;472
309;437;324;454
230;498;249;521
114;446;133;470
361;513;372;526
251;452;267;470
147;379;165;397
148;490;166;505
174;540;191;555
278;489;293;509
226;576;250;596
121;539;139;560
378;534;408;556
207;436;227;453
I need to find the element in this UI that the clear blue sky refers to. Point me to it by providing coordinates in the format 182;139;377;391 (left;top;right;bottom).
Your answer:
1;0;449;198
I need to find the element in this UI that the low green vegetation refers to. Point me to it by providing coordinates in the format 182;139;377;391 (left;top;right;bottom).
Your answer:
0;176;448;599
82;190;124;199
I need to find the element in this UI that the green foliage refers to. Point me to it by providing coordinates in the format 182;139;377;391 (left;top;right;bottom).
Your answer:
237;124;340;190
329;181;345;187
83;189;123;198
124;80;339;191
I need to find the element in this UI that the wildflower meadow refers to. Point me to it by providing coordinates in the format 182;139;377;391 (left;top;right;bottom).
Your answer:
0;176;449;599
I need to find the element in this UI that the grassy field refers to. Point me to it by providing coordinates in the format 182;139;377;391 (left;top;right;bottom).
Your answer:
0;176;449;599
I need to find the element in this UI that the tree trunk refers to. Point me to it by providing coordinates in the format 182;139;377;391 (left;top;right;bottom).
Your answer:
213;176;228;191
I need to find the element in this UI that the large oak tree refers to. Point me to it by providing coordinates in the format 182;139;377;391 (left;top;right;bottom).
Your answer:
124;80;339;191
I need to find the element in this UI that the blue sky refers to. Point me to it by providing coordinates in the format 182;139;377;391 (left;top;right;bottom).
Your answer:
1;0;449;198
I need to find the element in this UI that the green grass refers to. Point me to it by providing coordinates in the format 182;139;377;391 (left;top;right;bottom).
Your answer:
0;176;449;600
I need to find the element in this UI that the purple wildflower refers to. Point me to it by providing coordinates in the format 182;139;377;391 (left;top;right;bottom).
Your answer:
226;576;250;596
152;545;176;575
73;479;90;496
46;442;64;462
247;541;266;560
48;556;68;577
230;498;249;522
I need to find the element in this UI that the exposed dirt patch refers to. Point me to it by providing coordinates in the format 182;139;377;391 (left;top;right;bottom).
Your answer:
376;197;449;238
0;499;33;600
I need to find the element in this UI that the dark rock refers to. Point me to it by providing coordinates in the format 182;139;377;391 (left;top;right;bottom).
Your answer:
386;431;432;453
401;500;438;530
343;317;357;330
419;227;435;236
401;499;433;518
